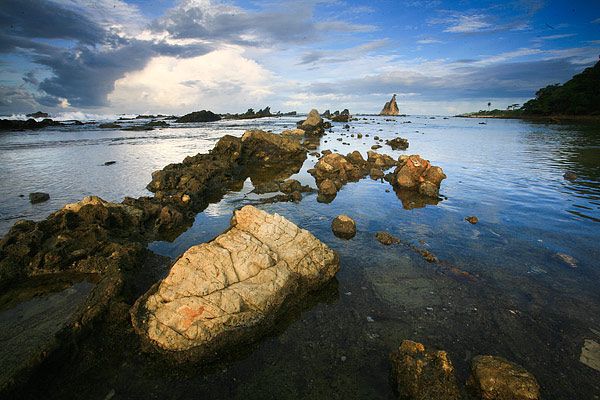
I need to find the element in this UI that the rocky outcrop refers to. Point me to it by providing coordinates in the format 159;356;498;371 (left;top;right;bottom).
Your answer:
176;110;221;123
222;107;272;120
0;119;62;131
387;155;446;198
386;137;409;150
380;94;400;116
240;130;307;166
467;355;540;400
26;111;49;118
297;109;331;136
131;205;339;356
331;109;350;122
390;340;461;400
98;122;122;129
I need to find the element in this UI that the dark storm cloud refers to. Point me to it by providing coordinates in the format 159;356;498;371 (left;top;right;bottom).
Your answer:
306;58;587;100
0;0;106;45
0;0;213;108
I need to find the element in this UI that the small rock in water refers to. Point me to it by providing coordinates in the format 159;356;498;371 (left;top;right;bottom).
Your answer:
563;171;577;181
331;215;356;239
29;192;50;204
366;316;374;322
341;356;347;362
375;231;400;245
580;339;600;372
390;340;461;400
104;161;117;166
465;216;478;224
556;253;577;268
467;355;540;400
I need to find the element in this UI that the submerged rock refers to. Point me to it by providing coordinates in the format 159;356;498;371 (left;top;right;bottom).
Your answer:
331;215;356;239
375;231;399;245
466;355;540;400
390;340;460;400
98;123;122;129
563;171;577;181
131;205;339;356
28;192;49;204
176;110;221;123
465;216;479;224
0;118;62;131
380;94;400;116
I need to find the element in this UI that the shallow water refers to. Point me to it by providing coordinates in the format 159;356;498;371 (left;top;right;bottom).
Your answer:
2;115;600;398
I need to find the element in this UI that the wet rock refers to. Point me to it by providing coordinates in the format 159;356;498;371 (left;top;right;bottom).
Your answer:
279;179;311;194
390;340;460;400
367;151;397;169
467;355;540;400
386;137;409;150
131;206;339;355
563;171;577;181
298;109;329;136
580;339;600;372
332;114;350;122
28;192;49;204
371;144;382;150
390;155;446;198
176;110;221;123
104;161;117;166
380;94;400;116
98;123;122;129
145;120;169;128
465;216;478;224
241;130;307;165
375;231;399;245
331;215;356;239
370;168;384;180
282;128;305;136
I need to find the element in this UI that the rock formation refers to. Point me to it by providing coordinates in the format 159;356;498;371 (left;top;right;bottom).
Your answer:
386;155;446;197
380;94;400;116
0;118;62;131
297;109;331;136
131;205;339;356
467;355;540;400
175;110;221;123
386;137;409;150
390;340;461;400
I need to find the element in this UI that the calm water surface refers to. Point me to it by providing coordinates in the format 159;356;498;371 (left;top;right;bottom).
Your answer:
1;115;599;399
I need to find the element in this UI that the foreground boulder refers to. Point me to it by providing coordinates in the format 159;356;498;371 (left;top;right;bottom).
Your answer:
131;205;339;356
380;94;400;116
331;215;356;239
176;110;221;123
390;340;460;400
467;355;540;400
388;155;446;197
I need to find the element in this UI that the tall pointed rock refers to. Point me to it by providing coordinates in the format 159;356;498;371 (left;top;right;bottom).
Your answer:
380;94;400;116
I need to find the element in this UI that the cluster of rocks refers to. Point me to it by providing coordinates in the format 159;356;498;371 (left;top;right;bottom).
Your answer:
222;107;272;120
0;129;315;391
321;109;350;121
0;118;62;131
131;205;339;357
386;154;447;198
391;340;540;400
308;150;441;203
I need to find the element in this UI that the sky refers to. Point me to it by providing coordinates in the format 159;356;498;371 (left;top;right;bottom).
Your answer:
0;0;598;116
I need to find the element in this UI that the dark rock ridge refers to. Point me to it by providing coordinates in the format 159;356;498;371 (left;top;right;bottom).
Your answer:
176;110;221;123
0;119;62;131
0;130;308;393
380;94;400;116
26;111;49;118
222;107;272;120
98;122;122;129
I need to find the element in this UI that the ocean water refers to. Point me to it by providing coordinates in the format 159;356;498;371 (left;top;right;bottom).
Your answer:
2;115;600;398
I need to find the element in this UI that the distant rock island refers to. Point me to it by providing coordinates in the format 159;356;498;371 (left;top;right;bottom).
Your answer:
380;94;399;116
460;60;600;119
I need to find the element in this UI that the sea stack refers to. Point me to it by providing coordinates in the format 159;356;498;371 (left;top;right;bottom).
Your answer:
380;94;400;116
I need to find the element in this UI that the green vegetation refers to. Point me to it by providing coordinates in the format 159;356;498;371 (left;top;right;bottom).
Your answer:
460;60;600;118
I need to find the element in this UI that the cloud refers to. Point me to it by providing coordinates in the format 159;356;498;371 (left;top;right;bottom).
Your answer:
298;39;388;65
442;14;491;33
152;0;376;46
417;38;443;44
108;48;275;114
592;18;600;24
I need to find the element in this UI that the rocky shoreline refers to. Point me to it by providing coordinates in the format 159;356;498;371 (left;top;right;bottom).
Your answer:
0;109;555;399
